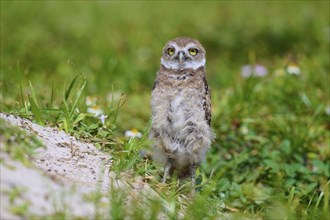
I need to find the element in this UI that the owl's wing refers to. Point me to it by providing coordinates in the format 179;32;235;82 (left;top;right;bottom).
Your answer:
152;80;158;90
203;77;212;127
152;71;159;90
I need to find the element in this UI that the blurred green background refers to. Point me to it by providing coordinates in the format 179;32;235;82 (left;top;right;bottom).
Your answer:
1;1;329;129
1;1;329;218
2;1;328;95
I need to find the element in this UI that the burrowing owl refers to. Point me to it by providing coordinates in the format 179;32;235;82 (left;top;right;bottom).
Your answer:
150;37;214;184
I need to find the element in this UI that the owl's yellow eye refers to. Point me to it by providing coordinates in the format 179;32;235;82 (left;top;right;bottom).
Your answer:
167;47;175;56
188;48;198;56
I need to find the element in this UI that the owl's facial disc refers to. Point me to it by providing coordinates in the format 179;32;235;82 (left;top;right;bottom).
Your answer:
161;43;205;70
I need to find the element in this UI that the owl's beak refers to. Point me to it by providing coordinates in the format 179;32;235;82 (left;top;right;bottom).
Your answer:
178;51;185;64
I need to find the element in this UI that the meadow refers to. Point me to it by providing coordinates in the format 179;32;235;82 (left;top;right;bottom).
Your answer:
1;1;329;219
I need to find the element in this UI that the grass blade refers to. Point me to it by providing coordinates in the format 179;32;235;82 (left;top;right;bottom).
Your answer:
29;81;39;108
112;93;126;124
19;81;25;108
69;74;86;117
62;87;71;132
28;95;44;125
323;181;329;213
50;83;54;107
65;74;79;101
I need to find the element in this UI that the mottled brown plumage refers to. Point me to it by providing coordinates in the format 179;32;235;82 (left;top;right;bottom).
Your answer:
150;37;214;184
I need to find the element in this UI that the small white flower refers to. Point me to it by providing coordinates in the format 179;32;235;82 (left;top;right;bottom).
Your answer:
241;64;268;78
286;65;301;75
220;193;226;199
86;96;98;107
98;114;108;125
87;106;104;116
219;202;226;209
125;129;143;138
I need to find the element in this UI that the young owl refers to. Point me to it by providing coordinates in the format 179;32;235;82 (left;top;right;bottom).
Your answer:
150;37;214;184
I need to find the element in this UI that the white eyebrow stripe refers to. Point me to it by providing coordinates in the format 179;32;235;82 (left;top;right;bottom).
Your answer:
185;43;197;48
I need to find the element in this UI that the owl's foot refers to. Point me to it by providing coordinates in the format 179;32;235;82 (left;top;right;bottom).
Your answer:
162;158;173;183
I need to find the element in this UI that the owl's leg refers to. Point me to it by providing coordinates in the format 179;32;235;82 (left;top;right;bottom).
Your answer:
189;163;198;185
187;163;198;197
162;158;173;183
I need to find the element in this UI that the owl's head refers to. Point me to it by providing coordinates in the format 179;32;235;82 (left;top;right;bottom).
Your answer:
161;37;206;70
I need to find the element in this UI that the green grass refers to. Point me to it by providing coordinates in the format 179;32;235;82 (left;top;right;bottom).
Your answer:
1;1;329;219
0;118;43;166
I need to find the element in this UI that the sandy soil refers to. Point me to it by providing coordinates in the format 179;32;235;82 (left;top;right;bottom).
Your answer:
0;113;153;219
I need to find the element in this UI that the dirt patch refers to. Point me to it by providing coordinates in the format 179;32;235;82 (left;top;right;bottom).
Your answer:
0;113;141;219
